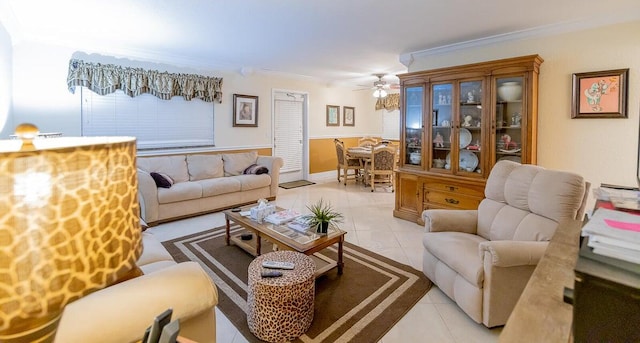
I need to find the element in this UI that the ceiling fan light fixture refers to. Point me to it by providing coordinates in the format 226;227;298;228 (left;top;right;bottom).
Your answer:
373;88;388;98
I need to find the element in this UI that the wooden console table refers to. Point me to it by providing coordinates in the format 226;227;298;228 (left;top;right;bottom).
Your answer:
500;219;582;343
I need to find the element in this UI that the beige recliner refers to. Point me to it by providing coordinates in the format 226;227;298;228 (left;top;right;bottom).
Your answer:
422;160;589;327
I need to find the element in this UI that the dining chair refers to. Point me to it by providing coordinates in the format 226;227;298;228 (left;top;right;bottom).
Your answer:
363;144;396;192
334;139;363;185
358;137;378;147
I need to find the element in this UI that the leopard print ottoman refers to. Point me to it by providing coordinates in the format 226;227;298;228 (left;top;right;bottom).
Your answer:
247;251;315;343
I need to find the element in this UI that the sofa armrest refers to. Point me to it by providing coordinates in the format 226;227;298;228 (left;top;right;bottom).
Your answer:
257;155;284;198
137;168;159;223
55;262;218;343
479;240;549;267
423;209;478;234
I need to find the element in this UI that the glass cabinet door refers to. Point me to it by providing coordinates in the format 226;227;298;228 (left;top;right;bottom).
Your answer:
458;80;483;175
405;86;424;166
494;77;524;164
431;83;452;171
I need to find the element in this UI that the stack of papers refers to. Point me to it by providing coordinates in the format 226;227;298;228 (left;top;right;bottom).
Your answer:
581;208;640;264
264;209;301;225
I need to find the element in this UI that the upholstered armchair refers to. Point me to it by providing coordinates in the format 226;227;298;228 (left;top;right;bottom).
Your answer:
55;233;219;342
421;161;589;327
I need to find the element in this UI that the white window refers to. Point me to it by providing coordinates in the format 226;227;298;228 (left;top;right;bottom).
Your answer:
81;88;214;150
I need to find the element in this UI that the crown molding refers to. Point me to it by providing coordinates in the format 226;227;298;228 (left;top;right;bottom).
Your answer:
400;13;640;69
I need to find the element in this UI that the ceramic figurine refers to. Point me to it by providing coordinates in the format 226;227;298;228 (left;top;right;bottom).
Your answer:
501;134;518;150
511;112;521;126
462;115;473;127
466;91;474;103
433;131;444;147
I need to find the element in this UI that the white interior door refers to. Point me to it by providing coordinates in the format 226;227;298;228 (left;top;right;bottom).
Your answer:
273;91;307;183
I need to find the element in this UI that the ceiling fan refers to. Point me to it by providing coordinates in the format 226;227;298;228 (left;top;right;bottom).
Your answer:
356;74;400;98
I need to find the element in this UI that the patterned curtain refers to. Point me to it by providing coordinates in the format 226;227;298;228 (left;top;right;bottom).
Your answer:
375;93;400;111
66;59;223;103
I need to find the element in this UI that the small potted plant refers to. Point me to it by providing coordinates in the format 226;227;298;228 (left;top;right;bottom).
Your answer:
302;198;343;235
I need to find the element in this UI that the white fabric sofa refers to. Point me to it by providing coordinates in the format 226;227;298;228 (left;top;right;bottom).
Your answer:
55;232;219;343
422;161;589;327
137;151;283;225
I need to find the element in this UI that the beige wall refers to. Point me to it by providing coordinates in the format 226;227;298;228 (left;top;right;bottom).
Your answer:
409;20;640;205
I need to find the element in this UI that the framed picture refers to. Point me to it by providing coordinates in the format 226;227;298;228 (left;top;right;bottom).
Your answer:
233;94;258;127
326;105;340;126
571;69;628;119
343;106;355;126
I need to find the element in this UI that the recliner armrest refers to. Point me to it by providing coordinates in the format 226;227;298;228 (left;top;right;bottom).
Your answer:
479;240;549;267
55;262;218;343
423;209;478;234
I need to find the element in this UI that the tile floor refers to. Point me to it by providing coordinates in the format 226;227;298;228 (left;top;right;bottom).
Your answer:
148;178;502;343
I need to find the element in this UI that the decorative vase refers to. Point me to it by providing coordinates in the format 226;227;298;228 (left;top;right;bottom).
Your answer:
316;222;329;235
497;82;522;102
410;152;421;164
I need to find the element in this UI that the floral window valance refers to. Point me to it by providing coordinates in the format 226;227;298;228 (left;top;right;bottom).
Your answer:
375;93;400;111
66;59;223;103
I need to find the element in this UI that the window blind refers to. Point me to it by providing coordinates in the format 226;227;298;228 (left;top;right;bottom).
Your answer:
81;88;214;150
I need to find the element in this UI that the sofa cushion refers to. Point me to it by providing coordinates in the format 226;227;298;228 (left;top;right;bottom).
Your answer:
222;151;258;176
197;177;242;197
138;155;189;183
423;232;487;287
187;154;224;181
235;174;272;191
158;182;203;204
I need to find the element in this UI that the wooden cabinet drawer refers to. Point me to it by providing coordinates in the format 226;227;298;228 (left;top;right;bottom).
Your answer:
424;190;481;209
423;181;484;198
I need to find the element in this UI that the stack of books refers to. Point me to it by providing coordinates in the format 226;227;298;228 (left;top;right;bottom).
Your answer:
581;208;640;264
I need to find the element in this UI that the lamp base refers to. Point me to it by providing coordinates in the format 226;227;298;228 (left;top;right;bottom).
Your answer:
0;312;61;343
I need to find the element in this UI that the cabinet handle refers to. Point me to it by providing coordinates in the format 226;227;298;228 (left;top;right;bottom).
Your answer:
445;198;460;204
448;186;457;191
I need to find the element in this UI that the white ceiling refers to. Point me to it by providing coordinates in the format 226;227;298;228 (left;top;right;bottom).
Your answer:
2;0;640;87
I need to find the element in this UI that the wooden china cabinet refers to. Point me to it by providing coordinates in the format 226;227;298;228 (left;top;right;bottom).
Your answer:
394;55;543;224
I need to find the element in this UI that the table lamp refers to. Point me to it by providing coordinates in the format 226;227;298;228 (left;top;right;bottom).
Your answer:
0;124;142;342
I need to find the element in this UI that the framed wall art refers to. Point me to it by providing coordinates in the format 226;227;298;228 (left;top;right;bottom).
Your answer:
326;105;340;126
571;69;628;119
233;94;259;127
343;106;355;126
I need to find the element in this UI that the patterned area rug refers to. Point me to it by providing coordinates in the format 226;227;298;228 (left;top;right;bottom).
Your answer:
163;224;432;343
278;180;316;189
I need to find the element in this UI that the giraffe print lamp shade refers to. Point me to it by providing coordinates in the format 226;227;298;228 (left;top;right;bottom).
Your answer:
0;126;142;342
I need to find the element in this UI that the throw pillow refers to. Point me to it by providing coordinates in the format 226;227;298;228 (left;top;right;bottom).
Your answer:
243;164;269;175
150;172;174;188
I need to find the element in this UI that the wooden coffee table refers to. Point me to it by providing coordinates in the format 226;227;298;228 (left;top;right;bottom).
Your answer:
224;205;346;275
